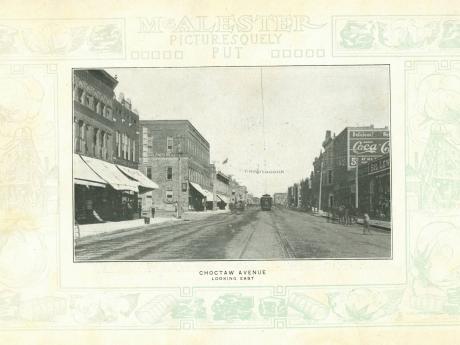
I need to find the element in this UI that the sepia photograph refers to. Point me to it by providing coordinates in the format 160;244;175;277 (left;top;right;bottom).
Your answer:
73;65;391;261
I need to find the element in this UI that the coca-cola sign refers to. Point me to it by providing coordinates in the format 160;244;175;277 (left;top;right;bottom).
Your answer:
348;129;390;169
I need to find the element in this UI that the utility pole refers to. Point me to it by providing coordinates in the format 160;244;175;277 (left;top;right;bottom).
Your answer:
355;164;359;209
212;162;217;211
318;160;323;212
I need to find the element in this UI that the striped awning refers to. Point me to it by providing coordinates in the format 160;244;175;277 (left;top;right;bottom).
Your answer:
189;182;204;198
73;154;106;188
203;189;214;202
80;155;138;192
217;194;229;204
116;165;159;191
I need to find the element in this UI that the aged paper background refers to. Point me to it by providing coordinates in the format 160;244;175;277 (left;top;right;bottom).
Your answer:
1;0;459;343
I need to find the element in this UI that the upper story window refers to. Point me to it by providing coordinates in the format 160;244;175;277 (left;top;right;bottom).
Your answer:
167;167;173;180
84;94;91;107
105;106;112;118
76;88;84;103
327;170;333;184
167;137;173;153
146;167;152;179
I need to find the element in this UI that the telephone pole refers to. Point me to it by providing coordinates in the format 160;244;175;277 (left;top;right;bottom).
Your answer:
355;164;359;209
318;160;323;212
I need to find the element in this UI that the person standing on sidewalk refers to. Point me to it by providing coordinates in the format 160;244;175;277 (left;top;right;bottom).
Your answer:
363;213;371;234
344;206;350;226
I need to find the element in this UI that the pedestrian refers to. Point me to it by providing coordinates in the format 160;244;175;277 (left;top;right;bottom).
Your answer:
363;213;371;234
338;205;345;225
344;206;350;226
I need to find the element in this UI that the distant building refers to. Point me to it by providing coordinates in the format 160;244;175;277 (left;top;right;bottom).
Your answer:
287;186;294;207
273;192;287;206
212;167;231;210
140;120;213;213
287;183;300;208
246;193;259;206
73;69;156;224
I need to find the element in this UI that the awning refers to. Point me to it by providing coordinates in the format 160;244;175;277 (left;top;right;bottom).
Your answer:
81;155;138;192
189;182;206;198
73;154;106;188
217;194;229;204
203;189;214;202
189;182;215;201
116;165;159;191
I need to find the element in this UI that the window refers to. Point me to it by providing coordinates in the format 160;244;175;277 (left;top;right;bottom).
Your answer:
122;134;127;159
146;167;152;179
93;128;98;156
84;124;90;152
166;191;173;201
167;167;173;180
147;134;153;152
76;88;84;103
132;140;136;161
105;106;112;118
327;170;333;184
84;94;91;107
78;121;85;153
127;138;131;161
115;131;121;157
167;137;173;152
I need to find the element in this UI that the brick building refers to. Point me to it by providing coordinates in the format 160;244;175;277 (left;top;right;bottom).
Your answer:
139;120;213;213
357;153;391;220
112;93;140;169
73;69;156;224
310;126;390;216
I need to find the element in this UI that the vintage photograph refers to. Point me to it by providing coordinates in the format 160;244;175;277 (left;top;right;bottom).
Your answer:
73;65;391;261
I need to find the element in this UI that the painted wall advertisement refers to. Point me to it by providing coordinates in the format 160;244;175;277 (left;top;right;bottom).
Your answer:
347;128;390;169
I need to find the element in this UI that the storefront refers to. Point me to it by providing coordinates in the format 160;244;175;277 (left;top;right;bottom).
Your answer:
358;153;390;221
216;194;229;210
74;154;108;223
189;182;213;211
116;164;159;217
74;154;158;224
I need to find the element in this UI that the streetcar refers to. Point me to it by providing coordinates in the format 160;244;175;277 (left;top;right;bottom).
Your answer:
260;194;273;211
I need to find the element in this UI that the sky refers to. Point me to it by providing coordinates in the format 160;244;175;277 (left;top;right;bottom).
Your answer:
106;66;390;197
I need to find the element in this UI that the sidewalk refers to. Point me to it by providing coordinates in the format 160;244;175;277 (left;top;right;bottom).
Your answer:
356;218;391;230
311;210;391;230
75;209;230;239
75;217;180;239
182;208;230;221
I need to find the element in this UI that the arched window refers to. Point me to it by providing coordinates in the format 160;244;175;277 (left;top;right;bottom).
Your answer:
76;88;84;103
